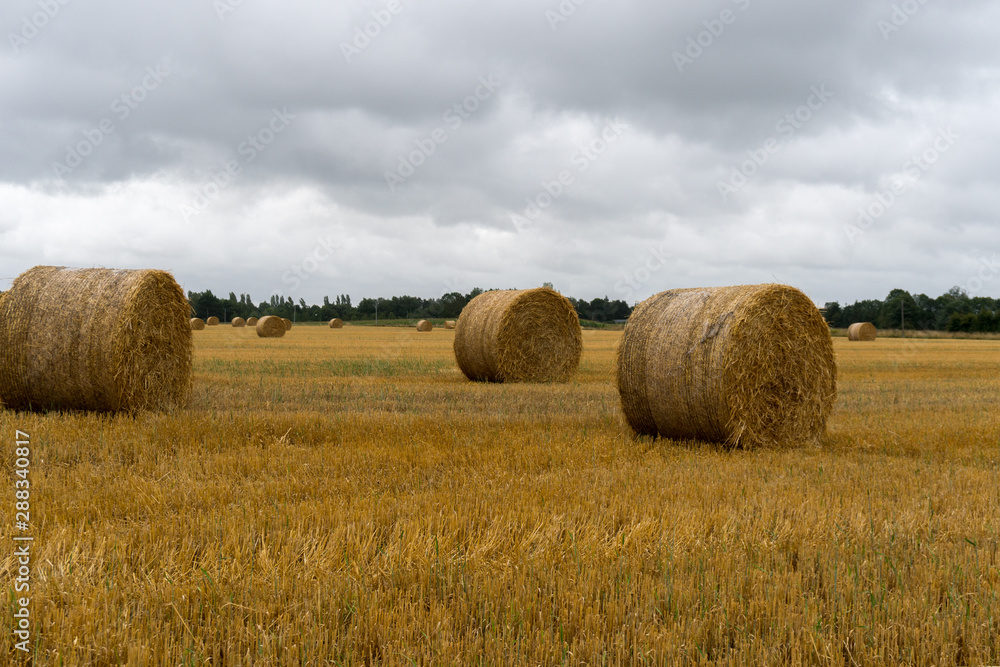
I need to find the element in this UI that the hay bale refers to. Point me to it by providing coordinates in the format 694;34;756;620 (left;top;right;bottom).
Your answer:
206;316;219;326
231;317;246;328
453;287;582;382
282;318;292;330
847;322;877;341
444;320;456;329
246;317;258;327
616;284;836;448
256;315;286;338
0;265;192;413
329;318;344;328
416;320;433;332
190;318;206;331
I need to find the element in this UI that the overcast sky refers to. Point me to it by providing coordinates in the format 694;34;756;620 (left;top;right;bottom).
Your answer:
2;0;998;307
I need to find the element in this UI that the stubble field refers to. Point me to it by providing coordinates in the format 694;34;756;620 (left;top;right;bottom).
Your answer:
2;326;999;665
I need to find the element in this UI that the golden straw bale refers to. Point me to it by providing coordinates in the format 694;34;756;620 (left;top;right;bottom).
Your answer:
246;317;258;326
617;284;836;448
231;317;246;328
282;318;292;330
453;287;582;382
416;320;433;332
0;265;192;413
206;316;219;326
444;320;456;329
256;315;286;338
847;322;877;341
329;318;344;328
190;318;206;330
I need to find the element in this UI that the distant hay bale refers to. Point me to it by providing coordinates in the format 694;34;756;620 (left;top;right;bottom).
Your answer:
206;316;219;326
616;284;836;448
453;287;582;382
231;317;246;328
0;265;192;413
847;322;877;341
416;320;433;332
190;318;206;330
256;315;286;338
246;317;258;326
444;320;456;329
329;318;344;328
282;318;292;330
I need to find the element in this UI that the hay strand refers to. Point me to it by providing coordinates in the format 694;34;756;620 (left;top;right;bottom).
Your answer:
190;318;206;331
0;265;192;413
453;287;582;382
616;284;836;448
256;315;286;338
847;322;877;341
231;317;246;328
416;320;433;332
329;318;344;328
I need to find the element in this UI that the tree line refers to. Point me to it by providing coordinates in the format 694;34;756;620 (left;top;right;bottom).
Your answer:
187;289;633;324
824;287;1000;333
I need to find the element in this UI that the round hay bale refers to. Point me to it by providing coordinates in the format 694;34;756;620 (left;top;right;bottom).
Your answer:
0;265;192;413
453;287;582;382
246;317;258;327
616;284;836;448
231;317;246;328
190;318;206;331
416;320;433;332
847;322;877;341
329;318;344;328
256;315;286;338
444;320;456;329
206;316;219;326
282;318;292;330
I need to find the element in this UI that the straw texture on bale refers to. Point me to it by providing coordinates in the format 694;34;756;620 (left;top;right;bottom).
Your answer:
444;320;456;329
847;322;877;341
453;287;582;383
190;318;206;331
0;266;192;413
246;317;258;326
282;318;292;330
231;317;246;328
416;320;433;332
329;318;344;328
206;316;219;326
256;315;286;338
616;284;836;448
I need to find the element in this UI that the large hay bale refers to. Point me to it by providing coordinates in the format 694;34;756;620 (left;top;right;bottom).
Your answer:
0;266;192;413
847;322;877;341
231;317;246;328
206;316;219;326
444;320;456;330
616;284;836;448
282;318;292;330
453;287;582;382
329;318;344;328
256;315;286;338
190;318;206;331
246;317;258;327
416;320;433;332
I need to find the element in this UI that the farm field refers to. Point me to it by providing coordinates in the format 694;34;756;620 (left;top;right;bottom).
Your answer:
2;326;999;665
